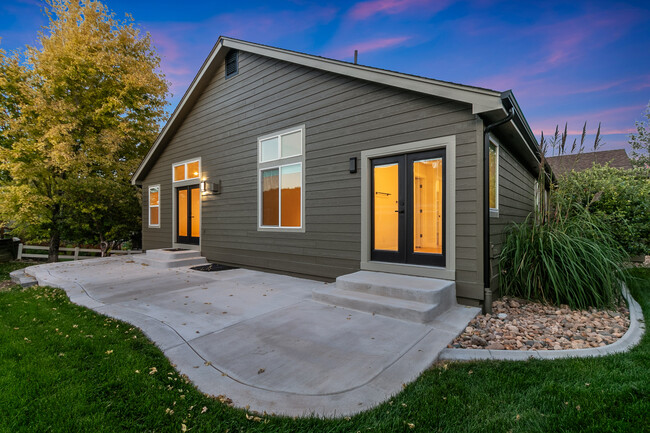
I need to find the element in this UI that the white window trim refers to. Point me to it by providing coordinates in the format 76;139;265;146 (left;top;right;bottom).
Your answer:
489;137;500;217
148;185;160;228
257;125;306;232
172;157;201;184
170;158;202;251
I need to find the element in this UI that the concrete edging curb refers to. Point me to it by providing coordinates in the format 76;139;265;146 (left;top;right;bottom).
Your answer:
438;285;645;361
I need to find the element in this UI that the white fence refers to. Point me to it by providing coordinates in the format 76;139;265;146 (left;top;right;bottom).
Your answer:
17;244;142;261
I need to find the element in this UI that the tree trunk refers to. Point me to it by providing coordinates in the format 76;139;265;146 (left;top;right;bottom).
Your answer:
48;229;60;262
99;233;109;257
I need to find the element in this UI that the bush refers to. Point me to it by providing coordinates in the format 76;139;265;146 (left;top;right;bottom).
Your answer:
499;208;628;309
553;165;650;256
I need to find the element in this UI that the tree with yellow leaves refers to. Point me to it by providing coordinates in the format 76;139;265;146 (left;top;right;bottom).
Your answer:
0;0;168;261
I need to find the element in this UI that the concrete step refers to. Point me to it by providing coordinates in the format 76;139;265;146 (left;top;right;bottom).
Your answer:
9;268;38;287
312;286;448;323
336;271;455;305
145;248;203;261
133;248;207;269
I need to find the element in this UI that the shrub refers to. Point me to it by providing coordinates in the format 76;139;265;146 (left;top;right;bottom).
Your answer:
499;208;628;309
553;165;650;256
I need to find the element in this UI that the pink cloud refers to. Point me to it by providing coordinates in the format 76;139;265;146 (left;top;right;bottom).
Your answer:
323;36;411;60
348;0;451;20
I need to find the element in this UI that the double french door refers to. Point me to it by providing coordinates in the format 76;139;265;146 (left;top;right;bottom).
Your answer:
176;185;200;245
371;150;445;266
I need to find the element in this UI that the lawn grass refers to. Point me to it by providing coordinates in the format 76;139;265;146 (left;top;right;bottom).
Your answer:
0;261;33;281
0;266;648;432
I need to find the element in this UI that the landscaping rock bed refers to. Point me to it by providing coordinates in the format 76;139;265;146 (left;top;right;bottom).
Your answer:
450;297;630;350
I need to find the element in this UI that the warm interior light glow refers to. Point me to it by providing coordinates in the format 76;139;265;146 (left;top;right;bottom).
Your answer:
174;165;185;182
280;164;301;227
373;163;399;251
187;161;200;179
149;189;159;206
191;187;200;237
150;207;159;225
413;158;442;254
262;169;279;226
178;189;188;237
489;143;497;209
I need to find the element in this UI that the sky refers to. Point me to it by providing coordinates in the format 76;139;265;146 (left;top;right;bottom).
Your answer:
1;0;649;155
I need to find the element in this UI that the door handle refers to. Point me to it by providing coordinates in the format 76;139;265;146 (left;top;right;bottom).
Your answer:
395;209;404;214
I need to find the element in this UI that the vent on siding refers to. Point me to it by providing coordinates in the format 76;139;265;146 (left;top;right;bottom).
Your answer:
225;50;239;79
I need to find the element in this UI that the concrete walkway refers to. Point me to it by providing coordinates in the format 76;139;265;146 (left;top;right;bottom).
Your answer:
20;257;478;417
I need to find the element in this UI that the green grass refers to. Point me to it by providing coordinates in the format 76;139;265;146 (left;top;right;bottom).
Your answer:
0;261;33;281
0;267;648;432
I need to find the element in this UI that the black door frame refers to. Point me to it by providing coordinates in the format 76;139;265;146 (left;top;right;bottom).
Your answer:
370;149;446;267
370;155;406;263
176;184;200;245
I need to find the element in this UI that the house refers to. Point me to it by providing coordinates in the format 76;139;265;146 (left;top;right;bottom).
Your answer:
546;149;633;176
131;37;546;307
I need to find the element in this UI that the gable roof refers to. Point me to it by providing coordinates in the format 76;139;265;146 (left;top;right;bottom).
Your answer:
132;37;539;185
546;149;632;176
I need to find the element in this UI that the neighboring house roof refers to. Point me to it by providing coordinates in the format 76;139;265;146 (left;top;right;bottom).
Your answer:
546;149;633;176
132;36;543;185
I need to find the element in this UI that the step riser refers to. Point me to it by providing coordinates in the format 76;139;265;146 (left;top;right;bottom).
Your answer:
145;249;202;261
134;257;207;269
336;279;454;304
313;290;444;323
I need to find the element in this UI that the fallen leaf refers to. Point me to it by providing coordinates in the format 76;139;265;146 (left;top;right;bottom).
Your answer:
201;406;208;414
181;423;187;432
257;368;265;374
407;422;415;429
106;350;113;355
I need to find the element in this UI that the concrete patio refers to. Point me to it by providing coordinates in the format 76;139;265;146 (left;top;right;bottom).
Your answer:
17;256;478;417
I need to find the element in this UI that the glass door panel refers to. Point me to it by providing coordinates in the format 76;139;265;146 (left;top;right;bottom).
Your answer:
412;158;443;255
191;187;200;238
178;189;188;237
371;156;405;263
373;163;399;251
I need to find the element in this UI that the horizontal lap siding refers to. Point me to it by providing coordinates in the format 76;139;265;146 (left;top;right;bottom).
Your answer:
142;51;483;299
489;144;535;292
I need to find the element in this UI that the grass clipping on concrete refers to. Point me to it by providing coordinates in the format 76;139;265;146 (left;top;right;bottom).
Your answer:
499;210;628;310
0;267;648;432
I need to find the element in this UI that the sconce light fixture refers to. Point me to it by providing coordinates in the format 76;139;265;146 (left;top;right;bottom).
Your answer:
201;180;221;195
349;157;357;173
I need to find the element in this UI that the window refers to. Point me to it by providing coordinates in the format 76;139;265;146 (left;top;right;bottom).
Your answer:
149;185;160;228
489;140;499;211
173;159;200;182
258;126;304;230
225;50;238;79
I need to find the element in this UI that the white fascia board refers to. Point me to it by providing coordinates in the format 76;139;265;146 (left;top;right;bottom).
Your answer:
222;38;503;115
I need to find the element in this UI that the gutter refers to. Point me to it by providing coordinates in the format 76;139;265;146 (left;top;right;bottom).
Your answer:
482;102;514;314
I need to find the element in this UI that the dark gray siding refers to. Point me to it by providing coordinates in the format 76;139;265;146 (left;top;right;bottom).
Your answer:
489;142;536;291
142;51;484;300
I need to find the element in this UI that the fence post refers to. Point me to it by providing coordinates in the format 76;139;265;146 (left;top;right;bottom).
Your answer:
74;246;80;261
17;243;23;260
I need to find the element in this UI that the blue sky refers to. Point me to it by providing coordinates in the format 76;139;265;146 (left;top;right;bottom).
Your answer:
2;0;649;154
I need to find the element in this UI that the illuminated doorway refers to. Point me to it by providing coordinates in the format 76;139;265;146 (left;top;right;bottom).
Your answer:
176;185;200;245
371;150;445;266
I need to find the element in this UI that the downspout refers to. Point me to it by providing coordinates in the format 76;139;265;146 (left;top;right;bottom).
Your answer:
482;104;514;314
